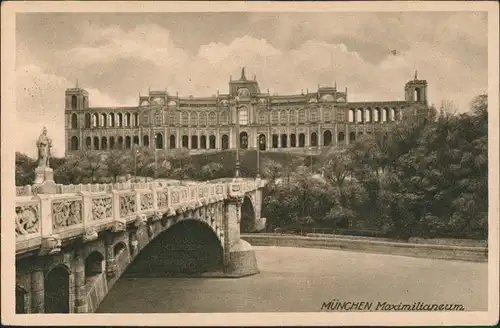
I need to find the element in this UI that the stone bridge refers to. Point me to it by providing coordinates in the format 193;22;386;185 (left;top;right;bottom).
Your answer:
15;178;266;314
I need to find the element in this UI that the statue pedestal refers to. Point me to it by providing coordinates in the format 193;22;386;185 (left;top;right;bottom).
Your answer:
33;167;56;194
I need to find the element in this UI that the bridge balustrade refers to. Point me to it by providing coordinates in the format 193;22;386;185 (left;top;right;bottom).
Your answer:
15;179;265;255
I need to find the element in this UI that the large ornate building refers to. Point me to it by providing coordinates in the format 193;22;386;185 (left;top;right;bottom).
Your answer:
64;68;428;155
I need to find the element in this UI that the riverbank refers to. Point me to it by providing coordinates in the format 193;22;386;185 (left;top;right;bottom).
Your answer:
241;234;487;262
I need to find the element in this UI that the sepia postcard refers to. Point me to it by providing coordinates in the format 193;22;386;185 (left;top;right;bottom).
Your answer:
1;1;499;326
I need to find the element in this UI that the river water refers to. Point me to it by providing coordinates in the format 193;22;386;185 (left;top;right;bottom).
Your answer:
97;246;487;313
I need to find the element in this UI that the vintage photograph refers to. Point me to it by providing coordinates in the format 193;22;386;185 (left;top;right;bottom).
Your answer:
2;1;499;326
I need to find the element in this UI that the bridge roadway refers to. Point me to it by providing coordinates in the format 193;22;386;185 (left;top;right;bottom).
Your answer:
97;245;487;313
15;177;266;313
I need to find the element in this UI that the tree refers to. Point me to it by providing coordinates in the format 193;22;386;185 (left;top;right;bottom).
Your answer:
102;150;131;183
53;155;84;184
79;150;106;183
15;152;37;186
262;159;283;182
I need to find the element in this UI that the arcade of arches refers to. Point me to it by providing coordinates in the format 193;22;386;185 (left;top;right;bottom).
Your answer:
69;129;371;152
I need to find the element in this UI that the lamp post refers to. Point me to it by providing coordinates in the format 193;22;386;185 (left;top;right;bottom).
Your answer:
232;96;241;178
256;135;261;179
154;134;158;180
133;143;138;182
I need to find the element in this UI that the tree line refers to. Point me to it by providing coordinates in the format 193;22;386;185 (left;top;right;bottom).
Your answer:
262;95;488;240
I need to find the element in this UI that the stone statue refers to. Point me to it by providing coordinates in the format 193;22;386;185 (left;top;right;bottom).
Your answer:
36;127;52;168
34;127;55;189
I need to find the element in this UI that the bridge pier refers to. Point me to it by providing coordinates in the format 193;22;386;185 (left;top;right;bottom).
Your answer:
30;271;44;313
73;253;87;313
223;183;260;277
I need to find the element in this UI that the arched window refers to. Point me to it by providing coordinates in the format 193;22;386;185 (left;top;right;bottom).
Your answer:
270;111;279;124
336;108;345;122
190;112;198;126
310;108;318;122
365;108;372;122
108;113;115;127
298;109;306;123
280;110;288;125
134;113;139;126
414;88;421;102
238;108;248;125
84;113;91;128
289;110;297;124
374;108;381;122
199;112;207;126
71;95;78;109
357;109;363;123
258;134;266;151
109;136;115;149
298;133;305;147
125;113;131;127
208;112;217;126
280;134;287;148
240;132;248;149
338;132;345;143
323;130;332;146
85;137;92;149
101;137;107;150
290;134;296;147
323;109;332;122
209;135;216;149
272;134;279;148
154;113;162;126
92;113;98;127
117;113;123;127
93;136;100;150
117;136;124;149
182;135;189;148
70;136;79;151
133;136;139;145
191;135;198;149
168;112;176;125
142;135;149;147
125;136;132;149
155;133;163;149
390;108;396;121
181;112;189;126
258;111;267;124
348;109;355;123
221;135;229;149
102;113;108;127
169;135;176;149
219;111;229;125
382;108;389;122
310;132;318;147
71;113;78;129
200;135;207;149
349;132;356;142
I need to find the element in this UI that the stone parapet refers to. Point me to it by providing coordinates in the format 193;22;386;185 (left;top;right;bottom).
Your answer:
15;178;262;255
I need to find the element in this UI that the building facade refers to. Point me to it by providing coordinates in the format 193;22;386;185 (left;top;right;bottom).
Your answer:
64;68;428;155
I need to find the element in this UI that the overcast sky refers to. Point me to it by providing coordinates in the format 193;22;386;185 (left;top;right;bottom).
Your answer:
15;12;487;157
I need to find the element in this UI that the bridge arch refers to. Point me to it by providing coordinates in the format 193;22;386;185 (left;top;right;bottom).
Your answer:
240;195;257;233
16;285;28;314
44;265;71;313
85;251;105;284
125;218;224;276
